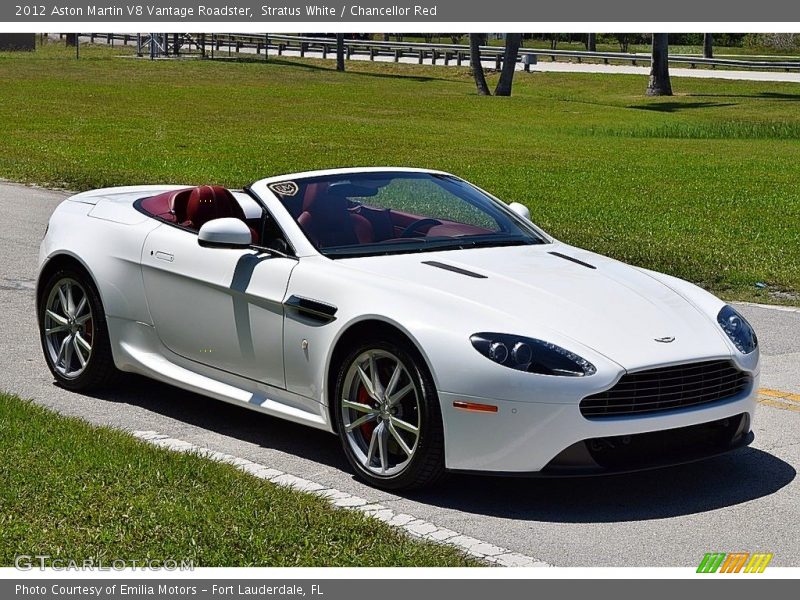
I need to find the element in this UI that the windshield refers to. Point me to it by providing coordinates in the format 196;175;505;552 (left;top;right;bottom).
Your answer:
267;172;546;257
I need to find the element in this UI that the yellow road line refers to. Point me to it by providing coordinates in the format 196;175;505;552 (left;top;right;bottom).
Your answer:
757;397;800;413
759;388;788;398
758;388;800;405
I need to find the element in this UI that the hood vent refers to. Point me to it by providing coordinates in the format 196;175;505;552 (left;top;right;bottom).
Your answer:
548;251;596;270
421;261;487;279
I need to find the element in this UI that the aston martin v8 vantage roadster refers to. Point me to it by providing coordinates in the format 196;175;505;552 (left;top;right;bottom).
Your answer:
37;168;759;489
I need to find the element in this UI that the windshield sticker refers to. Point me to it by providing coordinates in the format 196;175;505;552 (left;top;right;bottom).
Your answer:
269;181;299;197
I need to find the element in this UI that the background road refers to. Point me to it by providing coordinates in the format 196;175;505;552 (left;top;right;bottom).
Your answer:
1;182;798;567
76;34;800;84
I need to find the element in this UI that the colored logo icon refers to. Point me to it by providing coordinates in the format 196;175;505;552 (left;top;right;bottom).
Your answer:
697;552;773;573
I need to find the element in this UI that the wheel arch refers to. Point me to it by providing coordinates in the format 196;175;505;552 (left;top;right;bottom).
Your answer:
325;318;436;433
36;252;103;318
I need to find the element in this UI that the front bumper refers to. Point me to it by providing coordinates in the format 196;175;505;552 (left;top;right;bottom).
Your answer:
439;375;758;473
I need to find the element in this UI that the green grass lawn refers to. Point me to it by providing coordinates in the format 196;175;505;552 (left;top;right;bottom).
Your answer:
0;392;477;566
1;43;798;303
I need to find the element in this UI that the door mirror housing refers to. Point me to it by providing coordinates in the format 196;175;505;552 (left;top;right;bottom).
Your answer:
198;218;253;249
508;202;531;221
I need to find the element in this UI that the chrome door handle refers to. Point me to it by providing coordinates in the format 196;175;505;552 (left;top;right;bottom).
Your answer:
154;251;174;263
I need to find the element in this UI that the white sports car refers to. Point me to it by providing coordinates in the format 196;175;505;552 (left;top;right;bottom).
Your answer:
37;167;759;489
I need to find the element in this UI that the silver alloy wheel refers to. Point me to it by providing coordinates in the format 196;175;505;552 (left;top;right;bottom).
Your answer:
341;349;421;477
43;277;94;379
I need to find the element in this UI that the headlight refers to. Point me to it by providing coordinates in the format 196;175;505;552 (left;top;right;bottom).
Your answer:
470;333;596;377
717;305;758;354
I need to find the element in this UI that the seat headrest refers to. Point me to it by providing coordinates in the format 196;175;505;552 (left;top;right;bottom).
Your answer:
184;185;245;230
168;188;194;222
301;182;329;212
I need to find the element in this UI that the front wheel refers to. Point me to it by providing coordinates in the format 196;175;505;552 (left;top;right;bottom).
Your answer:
333;337;445;490
38;267;119;391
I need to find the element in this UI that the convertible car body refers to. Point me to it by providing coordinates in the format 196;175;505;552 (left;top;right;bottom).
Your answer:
37;168;760;489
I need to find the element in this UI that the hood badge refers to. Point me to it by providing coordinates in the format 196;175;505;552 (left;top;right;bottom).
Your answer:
654;336;676;343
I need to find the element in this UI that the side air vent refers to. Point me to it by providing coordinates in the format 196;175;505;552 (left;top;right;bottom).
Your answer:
421;261;487;279
284;295;337;323
548;251;596;270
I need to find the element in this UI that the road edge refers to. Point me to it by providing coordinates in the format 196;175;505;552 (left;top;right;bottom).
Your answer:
132;430;552;568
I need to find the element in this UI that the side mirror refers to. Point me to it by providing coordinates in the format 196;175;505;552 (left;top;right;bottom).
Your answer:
508;202;531;221
198;218;252;249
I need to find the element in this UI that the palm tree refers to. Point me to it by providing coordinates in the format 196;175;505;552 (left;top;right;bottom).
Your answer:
494;33;522;96
469;34;491;96
336;34;345;71
646;33;673;96
703;33;713;58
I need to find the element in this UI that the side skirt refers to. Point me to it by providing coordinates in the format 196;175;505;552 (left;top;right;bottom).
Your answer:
108;317;334;433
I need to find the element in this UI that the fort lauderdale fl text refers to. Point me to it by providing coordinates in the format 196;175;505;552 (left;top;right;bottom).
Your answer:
36;4;439;18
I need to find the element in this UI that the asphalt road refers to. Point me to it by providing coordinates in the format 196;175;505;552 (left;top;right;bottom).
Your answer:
1;182;798;567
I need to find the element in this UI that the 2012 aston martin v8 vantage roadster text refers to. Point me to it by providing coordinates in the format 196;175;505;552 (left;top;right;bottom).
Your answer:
37;168;759;489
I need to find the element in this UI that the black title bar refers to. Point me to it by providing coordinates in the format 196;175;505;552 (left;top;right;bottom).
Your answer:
4;0;800;22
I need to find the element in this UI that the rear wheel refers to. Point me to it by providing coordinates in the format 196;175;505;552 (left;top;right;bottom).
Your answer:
38;268;119;391
334;336;445;490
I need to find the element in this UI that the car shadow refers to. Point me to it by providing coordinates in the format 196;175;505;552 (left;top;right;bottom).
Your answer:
406;447;795;523
87;375;795;524
87;373;351;472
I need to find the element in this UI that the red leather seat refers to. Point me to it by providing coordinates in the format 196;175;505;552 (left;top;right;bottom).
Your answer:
297;184;373;248
140;187;193;223
182;185;259;244
179;185;242;228
140;185;258;243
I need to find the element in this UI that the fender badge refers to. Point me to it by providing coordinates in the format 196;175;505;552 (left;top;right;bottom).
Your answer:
654;336;676;343
268;181;299;197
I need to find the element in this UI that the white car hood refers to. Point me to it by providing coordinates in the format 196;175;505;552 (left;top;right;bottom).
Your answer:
340;243;732;370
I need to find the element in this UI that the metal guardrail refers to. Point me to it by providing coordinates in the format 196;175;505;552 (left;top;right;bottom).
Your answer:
73;33;800;71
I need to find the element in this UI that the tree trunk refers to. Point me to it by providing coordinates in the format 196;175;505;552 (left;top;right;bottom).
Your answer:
703;33;713;58
646;33;673;96
494;33;521;97
586;33;597;52
336;34;345;72
469;34;491;96
65;33;77;47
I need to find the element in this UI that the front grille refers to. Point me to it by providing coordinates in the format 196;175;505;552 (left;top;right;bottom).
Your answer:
580;360;750;418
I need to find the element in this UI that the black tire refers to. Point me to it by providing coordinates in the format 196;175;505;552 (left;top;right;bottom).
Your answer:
38;266;120;391
333;335;445;490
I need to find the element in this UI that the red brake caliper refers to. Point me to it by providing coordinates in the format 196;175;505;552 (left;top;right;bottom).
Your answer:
84;318;93;344
358;384;377;441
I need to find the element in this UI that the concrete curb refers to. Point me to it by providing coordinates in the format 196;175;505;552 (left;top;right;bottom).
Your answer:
734;301;800;314
132;430;551;568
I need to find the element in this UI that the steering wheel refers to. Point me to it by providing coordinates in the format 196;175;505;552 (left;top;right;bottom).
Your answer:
399;218;442;238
